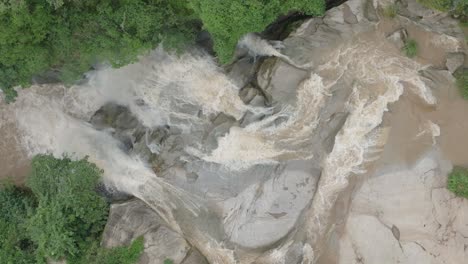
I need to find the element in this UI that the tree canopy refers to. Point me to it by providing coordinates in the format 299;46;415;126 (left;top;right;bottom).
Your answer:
0;155;143;264
188;0;325;63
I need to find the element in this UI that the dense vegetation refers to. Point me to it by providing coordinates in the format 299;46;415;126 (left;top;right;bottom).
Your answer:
447;166;468;198
0;0;325;102
188;0;325;63
0;155;143;264
417;0;467;20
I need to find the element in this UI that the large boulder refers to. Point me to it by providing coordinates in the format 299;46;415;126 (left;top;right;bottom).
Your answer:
101;199;208;264
338;153;468;264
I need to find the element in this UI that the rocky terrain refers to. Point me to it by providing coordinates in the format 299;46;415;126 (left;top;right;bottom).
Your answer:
1;0;467;263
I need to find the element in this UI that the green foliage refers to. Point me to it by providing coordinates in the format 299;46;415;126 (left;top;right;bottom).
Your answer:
1;86;17;103
447;166;468;198
1;0;327;100
455;68;468;99
26;155;108;261
383;4;398;18
402;39;418;58
0;155;143;263
75;237;144;264
189;0;325;63
417;0;467;20
0;0;198;101
0;185;36;264
417;0;452;11
164;259;175;264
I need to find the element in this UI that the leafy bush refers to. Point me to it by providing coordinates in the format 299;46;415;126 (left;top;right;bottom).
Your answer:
447;166;468;198
0;155;143;264
188;0;325;63
402;39;418;58
383;4;398;18
0;0;198;102
455;68;468;99
164;259;175;264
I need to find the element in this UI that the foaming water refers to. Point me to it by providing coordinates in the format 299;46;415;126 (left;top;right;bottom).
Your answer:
5;29;440;264
189;73;328;170
300;40;435;261
8;49;253;263
62;49;255;130
195;39;434;172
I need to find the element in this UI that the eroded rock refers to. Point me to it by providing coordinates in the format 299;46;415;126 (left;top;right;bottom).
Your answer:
387;28;408;49
446;52;465;73
101;199;206;264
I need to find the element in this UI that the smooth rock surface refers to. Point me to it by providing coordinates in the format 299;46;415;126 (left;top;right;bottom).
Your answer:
446;52;465;73
102;199;207;264
339;153;468;264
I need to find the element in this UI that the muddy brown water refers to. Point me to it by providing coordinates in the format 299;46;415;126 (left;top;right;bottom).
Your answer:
318;16;468;264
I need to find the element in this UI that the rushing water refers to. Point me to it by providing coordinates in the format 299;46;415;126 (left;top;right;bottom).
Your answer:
1;11;463;263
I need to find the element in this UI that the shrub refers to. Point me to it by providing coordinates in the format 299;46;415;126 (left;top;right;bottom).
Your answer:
189;0;325;63
402;39;418;58
164;259;174;264
447;166;468;198
455;68;468;99
383;4;398;18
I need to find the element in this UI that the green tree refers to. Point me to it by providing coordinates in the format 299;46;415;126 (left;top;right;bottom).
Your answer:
0;0;198;102
189;0;325;63
0;155;144;263
26;155;108;261
0;185;36;264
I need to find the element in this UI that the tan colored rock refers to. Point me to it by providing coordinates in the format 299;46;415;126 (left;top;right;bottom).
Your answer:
446;52;465;73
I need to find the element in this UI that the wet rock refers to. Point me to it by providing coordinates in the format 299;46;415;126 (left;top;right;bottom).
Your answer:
195;30;214;55
102;199;196;264
96;182;133;202
339;153;468;264
141;226;190;264
248;94;266;107
446;52;465;74
181;249;209;264
364;0;379;22
387;28;408;50
222;160;320;248
419;67;455;92
257;59;309;106
90;103;138;130
343;4;358;24
226;57;257;89
238;86;259;104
